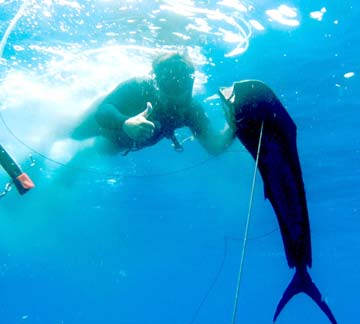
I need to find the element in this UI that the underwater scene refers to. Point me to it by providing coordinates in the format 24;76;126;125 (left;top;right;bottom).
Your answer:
0;0;359;323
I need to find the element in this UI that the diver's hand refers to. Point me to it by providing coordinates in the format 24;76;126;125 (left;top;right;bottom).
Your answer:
122;102;155;142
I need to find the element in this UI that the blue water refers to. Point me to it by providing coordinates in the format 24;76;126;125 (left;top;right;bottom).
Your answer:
0;1;359;323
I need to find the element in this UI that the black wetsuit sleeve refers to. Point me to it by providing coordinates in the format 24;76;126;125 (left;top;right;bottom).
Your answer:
93;78;157;147
105;78;155;114
95;103;129;131
95;78;155;129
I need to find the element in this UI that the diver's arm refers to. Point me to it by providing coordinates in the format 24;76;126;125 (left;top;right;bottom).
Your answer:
94;78;148;131
94;102;129;131
95;102;155;143
214;124;236;154
198;123;235;156
188;102;235;156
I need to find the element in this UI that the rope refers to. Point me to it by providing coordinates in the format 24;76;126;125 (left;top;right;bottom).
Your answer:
231;121;264;324
188;225;280;324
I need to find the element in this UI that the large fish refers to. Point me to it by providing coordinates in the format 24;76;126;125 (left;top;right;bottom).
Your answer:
219;80;337;323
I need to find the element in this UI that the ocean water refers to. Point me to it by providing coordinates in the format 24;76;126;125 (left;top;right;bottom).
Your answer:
0;1;359;323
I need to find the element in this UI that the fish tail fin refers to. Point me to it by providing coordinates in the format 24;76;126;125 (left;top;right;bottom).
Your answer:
273;267;337;324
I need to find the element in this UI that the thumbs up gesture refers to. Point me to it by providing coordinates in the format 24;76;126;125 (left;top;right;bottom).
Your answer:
122;102;155;142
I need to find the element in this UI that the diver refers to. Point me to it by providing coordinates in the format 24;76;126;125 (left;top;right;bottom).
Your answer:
71;52;235;155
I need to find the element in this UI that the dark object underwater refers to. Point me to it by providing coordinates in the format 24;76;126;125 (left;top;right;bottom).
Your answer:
0;144;35;195
219;80;337;323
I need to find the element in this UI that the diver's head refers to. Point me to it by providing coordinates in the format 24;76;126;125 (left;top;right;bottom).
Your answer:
152;52;195;99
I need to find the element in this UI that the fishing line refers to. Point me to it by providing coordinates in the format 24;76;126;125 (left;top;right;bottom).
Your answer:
188;230;279;324
188;122;279;324
231;121;264;324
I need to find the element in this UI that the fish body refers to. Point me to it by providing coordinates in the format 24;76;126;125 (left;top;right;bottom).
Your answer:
219;80;337;323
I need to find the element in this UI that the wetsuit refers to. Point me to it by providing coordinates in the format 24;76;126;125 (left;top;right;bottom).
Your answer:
72;77;211;151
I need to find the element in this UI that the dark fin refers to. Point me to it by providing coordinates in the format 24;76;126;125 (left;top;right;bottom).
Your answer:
273;267;337;324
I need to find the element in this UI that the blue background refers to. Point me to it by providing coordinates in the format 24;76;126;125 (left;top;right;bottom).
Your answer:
0;1;359;323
